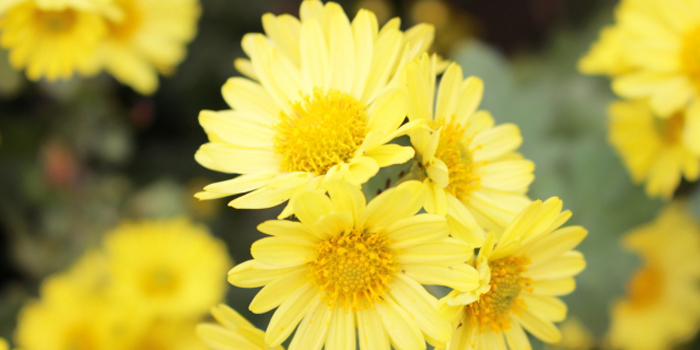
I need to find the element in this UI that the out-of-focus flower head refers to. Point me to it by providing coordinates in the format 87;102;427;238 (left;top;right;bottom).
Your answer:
608;203;700;350
608;100;700;199
104;217;231;318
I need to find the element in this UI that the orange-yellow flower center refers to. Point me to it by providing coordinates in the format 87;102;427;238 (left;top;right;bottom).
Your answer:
430;118;482;200
682;25;700;91
309;229;398;311
107;0;142;43
64;325;97;350
141;267;179;297
627;264;663;309
274;89;368;175
33;7;78;34
466;256;532;332
655;112;685;145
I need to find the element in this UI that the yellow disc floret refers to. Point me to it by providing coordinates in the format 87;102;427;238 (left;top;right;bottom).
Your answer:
626;265;663;309
107;0;142;43
431;117;483;200
274;88;369;175
656;112;685;145
682;25;700;92
33;8;78;34
466;256;532;332
309;229;398;311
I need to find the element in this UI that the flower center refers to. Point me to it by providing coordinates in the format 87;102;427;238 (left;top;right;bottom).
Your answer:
465;256;532;332
682;25;700;91
655;112;685;145
274;89;368;175
64;325;97;350
430;118;482;200
34;8;77;34
142;267;179;297
627;265;663;309
309;229;398;311
107;0;142;43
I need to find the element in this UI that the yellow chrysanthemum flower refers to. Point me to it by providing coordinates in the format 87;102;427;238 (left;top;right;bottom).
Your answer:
15;253;126;350
124;319;209;350
581;0;700;120
104;218;231;318
550;318;594;350
228;180;480;350
608;203;700;350
0;0;114;81
438;197;587;350
197;304;283;350
404;53;534;245
608;100;700;199
98;0;200;94
195;0;437;218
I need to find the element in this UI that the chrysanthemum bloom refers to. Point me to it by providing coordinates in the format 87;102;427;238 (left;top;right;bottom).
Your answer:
15;253;125;350
195;0;437;218
581;0;700;126
438;197;587;350
197;304;282;350
228;180;480;350
0;0;115;81
404;54;534;245
608;100;700;199
609;203;700;350
104;218;231;318
98;0;200;94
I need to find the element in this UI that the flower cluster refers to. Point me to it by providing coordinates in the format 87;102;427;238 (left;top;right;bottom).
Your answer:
0;0;200;94
195;1;587;350
580;0;700;199
13;218;231;350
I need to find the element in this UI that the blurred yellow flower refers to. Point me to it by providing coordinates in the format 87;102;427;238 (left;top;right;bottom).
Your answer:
581;0;700;118
609;203;700;350
228;180;479;350
0;0;111;81
197;304;283;350
195;0;436;218
124;319;208;350
438;197;587;350
104;218;231;318
15;254;128;350
0;338;8;350
99;0;200;94
550;318;594;350
405;54;534;245
608;100;700;199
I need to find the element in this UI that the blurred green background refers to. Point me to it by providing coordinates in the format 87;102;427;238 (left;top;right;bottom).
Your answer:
1;0;697;349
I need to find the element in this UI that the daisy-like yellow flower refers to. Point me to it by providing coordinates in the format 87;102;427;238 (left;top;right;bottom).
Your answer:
197;304;283;350
438;197;587;350
582;0;700;121
404;53;534;244
195;0;436;218
608;203;700;350
104;218;231;318
15;253;125;350
228;180;479;350
608;100;700;199
98;0;200;94
0;0;114;81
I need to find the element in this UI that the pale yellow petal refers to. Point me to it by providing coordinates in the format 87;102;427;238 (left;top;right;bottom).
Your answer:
326;305;356;350
250;267;309;313
250;236;315;267
288;302;332;350
265;284;319;346
375;298;425;350
390;274;451;344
